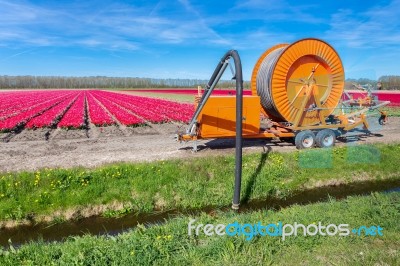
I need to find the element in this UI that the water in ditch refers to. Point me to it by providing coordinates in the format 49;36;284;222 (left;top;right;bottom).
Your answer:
0;178;399;248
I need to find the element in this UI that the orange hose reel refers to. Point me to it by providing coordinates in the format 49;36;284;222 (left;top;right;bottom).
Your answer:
251;38;345;126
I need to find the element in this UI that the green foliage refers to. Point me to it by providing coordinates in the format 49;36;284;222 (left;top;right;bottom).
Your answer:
0;143;399;223
379;75;400;90
382;106;400;117
0;192;398;265
0;76;251;89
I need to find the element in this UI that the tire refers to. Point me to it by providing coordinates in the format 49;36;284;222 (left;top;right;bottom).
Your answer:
295;130;315;149
378;115;386;125
315;129;336;148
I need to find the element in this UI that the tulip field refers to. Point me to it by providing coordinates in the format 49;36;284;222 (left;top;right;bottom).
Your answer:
134;89;400;105
0;90;194;132
132;89;253;95
346;90;400;106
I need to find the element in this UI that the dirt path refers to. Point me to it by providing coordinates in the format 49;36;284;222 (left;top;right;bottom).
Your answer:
1;118;399;172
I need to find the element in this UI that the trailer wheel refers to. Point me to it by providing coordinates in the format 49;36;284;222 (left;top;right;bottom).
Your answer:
378;115;387;125
295;130;315;149
315;129;336;148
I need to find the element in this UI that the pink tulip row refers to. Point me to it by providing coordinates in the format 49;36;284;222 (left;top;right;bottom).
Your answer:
57;91;86;128
345;90;400;106
92;90;194;123
90;91;145;126
0;91;74;120
0;93;72;131
90;90;167;123
0;90;195;131
25;94;79;129
0;91;57;114
86;93;115;126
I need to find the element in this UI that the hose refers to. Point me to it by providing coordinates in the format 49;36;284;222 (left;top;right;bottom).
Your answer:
256;47;286;119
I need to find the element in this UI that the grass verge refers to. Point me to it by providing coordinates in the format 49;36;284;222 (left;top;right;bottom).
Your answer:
384;106;400;117
0;191;398;265
117;91;194;102
0;143;399;226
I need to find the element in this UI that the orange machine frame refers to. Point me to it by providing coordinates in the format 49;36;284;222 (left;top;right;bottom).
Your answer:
197;96;260;138
179;87;389;144
181;95;295;142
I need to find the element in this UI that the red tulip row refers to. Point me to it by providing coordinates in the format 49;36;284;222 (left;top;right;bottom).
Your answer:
90;90;167;123
25;94;79;129
0;91;57;115
345;90;400;106
57;92;86;128
0;91;74;120
0;93;72;131
86;93;115;126
90;91;145;126
0;91;43;114
92;90;193;123
0;90;195;131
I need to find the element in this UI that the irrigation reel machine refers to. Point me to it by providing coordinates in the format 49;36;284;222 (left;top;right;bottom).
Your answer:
176;38;390;209
177;38;390;150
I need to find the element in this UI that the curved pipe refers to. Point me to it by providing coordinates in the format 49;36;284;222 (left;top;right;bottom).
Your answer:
197;50;244;209
229;51;244;210
183;50;243;209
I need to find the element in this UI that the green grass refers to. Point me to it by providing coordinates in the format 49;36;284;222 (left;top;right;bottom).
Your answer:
0;143;399;223
365;106;400;117
338;106;400;118
126;91;194;102
383;106;400;117
0;191;398;265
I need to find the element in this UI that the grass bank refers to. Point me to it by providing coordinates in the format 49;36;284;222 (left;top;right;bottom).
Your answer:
385;106;400;117
0;143;399;226
120;91;194;102
0;191;398;265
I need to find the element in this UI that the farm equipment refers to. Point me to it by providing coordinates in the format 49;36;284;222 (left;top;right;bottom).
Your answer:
176;38;390;209
177;38;390;150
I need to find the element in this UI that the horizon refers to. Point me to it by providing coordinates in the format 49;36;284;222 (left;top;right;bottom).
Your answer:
1;0;399;80
0;75;387;82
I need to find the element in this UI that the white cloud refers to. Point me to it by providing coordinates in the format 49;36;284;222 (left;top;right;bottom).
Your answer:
326;0;400;48
0;0;51;23
0;0;293;51
0;0;234;49
1;0;364;54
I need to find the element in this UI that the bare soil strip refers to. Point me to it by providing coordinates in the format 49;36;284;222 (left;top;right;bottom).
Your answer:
0;117;399;172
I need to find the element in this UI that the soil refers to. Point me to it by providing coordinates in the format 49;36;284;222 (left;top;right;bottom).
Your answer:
1;117;400;172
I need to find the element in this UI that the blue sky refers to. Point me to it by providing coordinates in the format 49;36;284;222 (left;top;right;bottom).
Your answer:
0;0;399;80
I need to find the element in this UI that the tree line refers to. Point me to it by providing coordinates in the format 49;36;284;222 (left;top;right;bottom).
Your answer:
0;75;399;90
378;76;400;90
345;76;400;90
0;76;251;89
